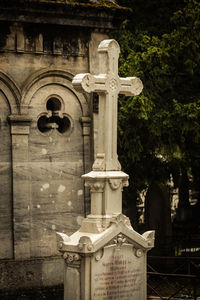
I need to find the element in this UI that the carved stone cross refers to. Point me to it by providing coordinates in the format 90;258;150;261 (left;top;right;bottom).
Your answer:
73;39;143;172
57;40;153;300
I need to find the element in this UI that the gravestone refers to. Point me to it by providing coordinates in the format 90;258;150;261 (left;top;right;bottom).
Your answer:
145;182;172;255
57;39;154;300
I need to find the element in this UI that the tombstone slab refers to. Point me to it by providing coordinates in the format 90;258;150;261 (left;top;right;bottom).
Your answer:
57;215;154;300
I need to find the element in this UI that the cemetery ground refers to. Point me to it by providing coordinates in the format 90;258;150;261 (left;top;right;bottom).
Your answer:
1;256;200;300
147;277;200;299
0;285;63;300
0;282;199;300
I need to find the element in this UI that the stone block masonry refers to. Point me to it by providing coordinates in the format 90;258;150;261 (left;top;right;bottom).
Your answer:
0;0;127;292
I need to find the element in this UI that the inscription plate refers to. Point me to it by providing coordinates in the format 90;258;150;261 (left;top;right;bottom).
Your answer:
91;243;146;300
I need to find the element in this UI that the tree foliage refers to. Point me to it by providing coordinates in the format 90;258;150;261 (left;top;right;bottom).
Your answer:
114;0;200;207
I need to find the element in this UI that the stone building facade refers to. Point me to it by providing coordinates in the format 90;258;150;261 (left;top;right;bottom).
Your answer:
0;0;127;290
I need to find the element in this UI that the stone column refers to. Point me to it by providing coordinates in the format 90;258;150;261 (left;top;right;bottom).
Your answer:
80;116;92;216
8;114;32;259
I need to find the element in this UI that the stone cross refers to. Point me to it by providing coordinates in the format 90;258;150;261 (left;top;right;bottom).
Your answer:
73;39;143;171
57;40;154;300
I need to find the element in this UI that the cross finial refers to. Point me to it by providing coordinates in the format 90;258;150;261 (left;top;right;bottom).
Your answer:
98;39;120;75
73;39;143;171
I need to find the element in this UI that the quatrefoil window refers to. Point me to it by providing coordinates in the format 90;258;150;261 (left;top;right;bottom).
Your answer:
37;97;72;135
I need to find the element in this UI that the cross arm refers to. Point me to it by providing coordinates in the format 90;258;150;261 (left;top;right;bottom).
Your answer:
72;73;107;94
72;73;94;94
119;77;143;96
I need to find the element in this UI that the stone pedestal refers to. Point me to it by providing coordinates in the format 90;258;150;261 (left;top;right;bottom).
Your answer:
57;214;154;300
57;171;154;300
80;170;129;233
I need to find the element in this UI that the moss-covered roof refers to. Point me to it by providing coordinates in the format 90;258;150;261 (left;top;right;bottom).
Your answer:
26;0;129;10
0;0;130;29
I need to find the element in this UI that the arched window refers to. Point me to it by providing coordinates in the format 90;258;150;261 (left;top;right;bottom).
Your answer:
37;97;72;134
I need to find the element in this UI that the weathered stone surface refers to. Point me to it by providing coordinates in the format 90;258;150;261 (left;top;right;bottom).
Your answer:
73;39;143;172
58;39;153;300
0;1;128;29
28;76;86;256
58;215;154;300
0;257;64;290
0;0;127;292
91;240;145;299
0;91;13;259
71;39;143;234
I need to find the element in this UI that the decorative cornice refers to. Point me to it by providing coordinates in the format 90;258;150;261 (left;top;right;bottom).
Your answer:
135;248;144;258
0;0;129;29
85;180;105;193
92;153;105;171
111;214;132;228
108;178;121;190
80;116;91;136
113;233;127;248
22;0;125;10
63;252;81;264
78;236;93;252
142;230;155;248
8;114;32;124
8;114;32;135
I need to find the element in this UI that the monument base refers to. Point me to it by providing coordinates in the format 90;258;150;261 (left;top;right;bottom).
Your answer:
57;214;154;300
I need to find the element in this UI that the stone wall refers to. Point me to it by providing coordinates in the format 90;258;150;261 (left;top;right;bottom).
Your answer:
0;1;126;290
0;24;91;289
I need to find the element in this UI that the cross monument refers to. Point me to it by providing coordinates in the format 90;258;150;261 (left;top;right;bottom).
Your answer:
72;39;143;230
73;39;143;172
57;40;154;300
